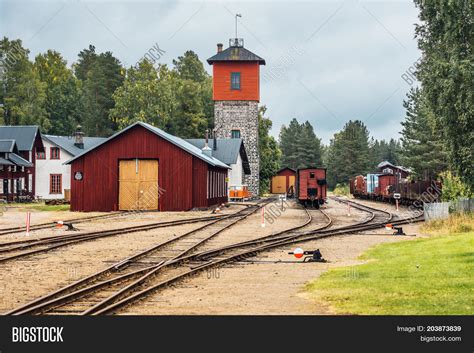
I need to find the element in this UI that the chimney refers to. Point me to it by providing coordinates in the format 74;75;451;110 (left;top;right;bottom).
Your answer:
202;130;212;157
213;130;217;151
74;125;85;149
217;43;223;53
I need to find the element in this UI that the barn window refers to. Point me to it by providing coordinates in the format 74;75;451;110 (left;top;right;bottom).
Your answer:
231;72;241;90
231;130;241;138
50;174;62;194
36;151;46;159
50;147;60;159
310;172;315;178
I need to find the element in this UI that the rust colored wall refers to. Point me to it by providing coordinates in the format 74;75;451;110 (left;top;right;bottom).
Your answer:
212;62;260;101
70;125;227;212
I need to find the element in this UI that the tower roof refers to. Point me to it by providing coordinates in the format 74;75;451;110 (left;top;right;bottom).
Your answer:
207;39;265;65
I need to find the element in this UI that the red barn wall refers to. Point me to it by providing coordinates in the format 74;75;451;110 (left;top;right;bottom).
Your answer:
70;125;221;212
212;62;260;101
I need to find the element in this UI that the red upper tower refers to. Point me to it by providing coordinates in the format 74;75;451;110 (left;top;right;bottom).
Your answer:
207;39;265;102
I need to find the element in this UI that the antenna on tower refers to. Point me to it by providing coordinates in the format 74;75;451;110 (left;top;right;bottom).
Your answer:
235;13;242;38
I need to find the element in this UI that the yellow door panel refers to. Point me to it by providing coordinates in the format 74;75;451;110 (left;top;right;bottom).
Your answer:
119;159;159;211
271;176;286;194
289;176;295;188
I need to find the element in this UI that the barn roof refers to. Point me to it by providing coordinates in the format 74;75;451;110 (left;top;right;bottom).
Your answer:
43;135;107;156
7;153;33;167
0;126;41;151
64;122;231;169
207;45;265;65
0;157;14;166
0;139;18;153
377;161;410;173
277;167;296;173
185;138;251;174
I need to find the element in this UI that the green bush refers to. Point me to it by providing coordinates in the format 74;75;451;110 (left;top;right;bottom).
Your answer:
439;171;472;201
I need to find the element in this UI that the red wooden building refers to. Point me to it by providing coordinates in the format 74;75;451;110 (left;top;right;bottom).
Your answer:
0;126;44;201
66;122;230;212
270;167;296;194
208;39;265;101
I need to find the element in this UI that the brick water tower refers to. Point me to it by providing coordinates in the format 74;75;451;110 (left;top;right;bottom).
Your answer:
207;35;265;196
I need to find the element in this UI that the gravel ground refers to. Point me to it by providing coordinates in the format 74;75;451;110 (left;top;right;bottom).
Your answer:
0;205;242;243
121;199;423;315
0;204;245;312
0;198;424;315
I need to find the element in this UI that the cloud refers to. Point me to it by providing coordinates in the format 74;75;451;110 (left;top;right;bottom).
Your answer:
1;0;421;144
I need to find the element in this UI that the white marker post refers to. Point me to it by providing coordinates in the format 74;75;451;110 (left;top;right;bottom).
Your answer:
394;193;401;212
261;206;265;228
347;204;351;216
25;212;31;236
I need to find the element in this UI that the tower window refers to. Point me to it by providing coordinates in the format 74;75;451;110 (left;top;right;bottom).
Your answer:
231;130;241;138
231;72;241;90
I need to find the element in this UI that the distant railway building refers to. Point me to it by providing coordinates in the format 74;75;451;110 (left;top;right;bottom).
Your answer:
271;167;296;194
207;37;265;197
0;126;44;201
66;122;230;212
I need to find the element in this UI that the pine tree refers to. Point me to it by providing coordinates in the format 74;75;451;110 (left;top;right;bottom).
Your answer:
279;118;322;169
326;120;371;188
75;45;124;136
414;0;473;186
400;87;448;179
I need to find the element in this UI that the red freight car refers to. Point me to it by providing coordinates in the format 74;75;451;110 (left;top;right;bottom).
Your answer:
377;174;397;201
350;175;366;198
296;168;327;208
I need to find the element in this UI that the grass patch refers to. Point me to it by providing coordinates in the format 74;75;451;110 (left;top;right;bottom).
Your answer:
421;212;474;234
7;203;70;212
306;217;474;315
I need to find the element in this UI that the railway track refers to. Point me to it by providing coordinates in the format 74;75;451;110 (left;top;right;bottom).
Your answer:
0;212;125;236
0;210;244;264
4;199;272;315
6;198;422;316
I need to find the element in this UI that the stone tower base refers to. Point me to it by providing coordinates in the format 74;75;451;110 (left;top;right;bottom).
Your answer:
214;100;259;197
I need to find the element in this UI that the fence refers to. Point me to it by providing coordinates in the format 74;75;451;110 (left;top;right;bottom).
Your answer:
424;198;474;221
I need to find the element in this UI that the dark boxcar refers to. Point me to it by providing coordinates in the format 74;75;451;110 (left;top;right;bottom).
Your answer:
296;168;327;208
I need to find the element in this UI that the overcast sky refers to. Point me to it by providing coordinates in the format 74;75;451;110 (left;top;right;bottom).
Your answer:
1;0;421;143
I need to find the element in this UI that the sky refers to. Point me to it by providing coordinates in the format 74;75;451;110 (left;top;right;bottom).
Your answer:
0;0;422;144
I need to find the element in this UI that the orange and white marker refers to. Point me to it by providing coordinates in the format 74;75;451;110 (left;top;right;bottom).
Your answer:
25;212;31;236
261;207;265;228
56;220;64;228
293;247;304;259
385;223;393;231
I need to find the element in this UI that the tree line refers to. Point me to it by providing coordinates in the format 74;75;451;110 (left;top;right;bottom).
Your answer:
0;38;213;138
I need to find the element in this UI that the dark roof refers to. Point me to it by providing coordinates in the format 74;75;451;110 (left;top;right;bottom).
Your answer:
185;138;251;174
0;157;14;166
43;135;107;156
377;161;410;173
207;45;265;65
0;126;41;151
277;167;296;174
0;139;18;153
65;122;230;169
7;153;33;167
